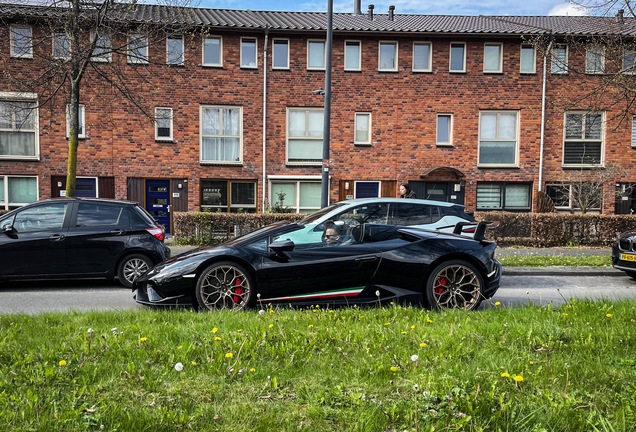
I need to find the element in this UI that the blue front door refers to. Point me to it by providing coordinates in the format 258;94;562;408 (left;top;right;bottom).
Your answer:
145;180;170;234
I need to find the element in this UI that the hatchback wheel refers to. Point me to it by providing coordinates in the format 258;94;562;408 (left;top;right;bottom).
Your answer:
425;260;484;310
118;254;153;288
195;261;254;311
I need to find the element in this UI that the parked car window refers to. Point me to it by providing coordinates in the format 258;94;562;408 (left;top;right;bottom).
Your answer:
392;203;435;225
13;203;68;233
76;203;128;227
335;203;389;226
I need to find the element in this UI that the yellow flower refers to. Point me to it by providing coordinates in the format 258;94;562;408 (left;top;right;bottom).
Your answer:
140;337;147;342
410;325;415;329
165;322;168;325
268;324;274;328
237;329;243;332
420;343;427;347
495;302;501;306
606;314;612;318
529;361;534;365
401;331;406;335
390;366;398;372
269;310;274;314
501;372;510;378
514;375;524;382
384;322;390;326
191;361;197;366
212;328;218;333
178;345;183;349
308;324;314;328
426;319;433;323
329;310;334;313
59;360;67;366
563;313;568;316
390;302;394;305
214;337;221;341
225;353;233;358
250;368;256;372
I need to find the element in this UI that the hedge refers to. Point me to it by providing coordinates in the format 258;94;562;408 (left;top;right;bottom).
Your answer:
173;211;636;247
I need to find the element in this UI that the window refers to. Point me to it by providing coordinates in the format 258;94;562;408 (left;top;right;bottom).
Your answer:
476;182;531;211
519;44;536;73
623;49;636;74
436;114;452;146
546;184;601;212
563;112;603;166
241;37;257;68
53;33;70;59
128;34;148;64
167;36;184;65
354;112;371;144
200;106;242;163
478;111;519;166
307;40;326;70
12;203;67;232
483;43;502;73
10;25;32;58
450;42;466;72
379;41;398;71
201;180;256;213
345;40;361;71
551;44;568;74
273;39;289;69
91;31;111;62
632;116;636;148
155;107;173;141
287;108;323;164
203;36;222;66
413;42;432;72
354;181;380;198
391;202;442;225
0;97;38;159
586;45;605;74
270;180;321;213
66;104;85;138
0;176;38;210
76;203;127;227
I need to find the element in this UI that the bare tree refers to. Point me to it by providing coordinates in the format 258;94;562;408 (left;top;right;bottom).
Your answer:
0;0;198;197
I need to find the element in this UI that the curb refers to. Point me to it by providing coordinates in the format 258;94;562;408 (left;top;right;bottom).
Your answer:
502;267;623;277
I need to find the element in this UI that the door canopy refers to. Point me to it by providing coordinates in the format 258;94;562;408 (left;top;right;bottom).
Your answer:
419;166;465;180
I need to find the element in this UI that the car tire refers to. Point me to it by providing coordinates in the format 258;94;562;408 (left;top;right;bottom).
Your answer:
117;253;153;288
195;261;255;311
425;259;484;310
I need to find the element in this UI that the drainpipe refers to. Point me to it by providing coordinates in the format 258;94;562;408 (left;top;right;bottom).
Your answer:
262;29;269;211
538;40;552;195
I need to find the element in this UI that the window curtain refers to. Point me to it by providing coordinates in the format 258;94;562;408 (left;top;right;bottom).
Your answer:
308;41;325;68
413;44;429;70
345;42;359;69
8;177;36;204
356;114;370;142
477;183;501;208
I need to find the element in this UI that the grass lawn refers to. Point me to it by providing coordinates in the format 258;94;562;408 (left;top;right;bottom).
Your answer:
498;255;612;267
1;300;635;431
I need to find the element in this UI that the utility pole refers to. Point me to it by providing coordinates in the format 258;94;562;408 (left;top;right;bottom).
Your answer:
320;0;333;208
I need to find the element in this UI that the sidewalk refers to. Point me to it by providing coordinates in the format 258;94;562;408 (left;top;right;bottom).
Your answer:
165;239;620;277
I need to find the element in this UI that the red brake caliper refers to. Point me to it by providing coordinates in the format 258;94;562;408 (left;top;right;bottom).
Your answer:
233;278;243;303
435;276;447;295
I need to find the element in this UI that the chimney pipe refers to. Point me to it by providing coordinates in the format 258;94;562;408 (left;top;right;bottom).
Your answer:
616;9;625;24
368;4;374;20
353;0;362;15
388;5;395;21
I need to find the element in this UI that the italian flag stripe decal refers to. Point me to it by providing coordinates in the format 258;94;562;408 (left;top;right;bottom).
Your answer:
264;287;364;302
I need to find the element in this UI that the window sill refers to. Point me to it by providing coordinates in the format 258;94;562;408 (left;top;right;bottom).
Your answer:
285;163;321;168
449;71;467;74
10;55;33;59
272;67;290;71
200;162;243;166
562;164;604;169
128;61;149;65
241;66;258;69
520;72;537;75
412;70;432;73
436;143;453;147
307;68;326;71
344;69;362;72
483;71;503;74
201;64;224;68
0;156;39;161
66;137;86;140
155;139;174;143
477;164;519;169
378;69;398;73
354;142;372;147
167;63;185;67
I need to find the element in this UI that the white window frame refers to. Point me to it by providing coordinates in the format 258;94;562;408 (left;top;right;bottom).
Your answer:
53;32;71;60
344;40;361;71
0;92;39;161
562;111;605;167
449;42;466;73
477;110;520;167
90;30;111;62
128;33;148;64
353;180;381;199
412;41;432;72
586;45;605;74
240;37;258;69
66;104;85;139
202;36;223;67
0;175;39;210
483;42;503;73
354;112;372;145
268;175;323;213
10;25;32;58
166;36;184;65
378;41;398;72
307;39;326;70
551;44;568;74
436;114;453;146
155;107;173;141
286;107;324;165
520;44;536;74
199;105;243;165
632;116;636;148
272;38;290;70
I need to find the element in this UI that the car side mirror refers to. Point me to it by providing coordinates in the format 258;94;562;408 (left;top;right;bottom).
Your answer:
269;239;295;253
1;223;14;234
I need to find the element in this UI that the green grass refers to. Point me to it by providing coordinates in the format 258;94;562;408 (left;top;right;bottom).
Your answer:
499;255;612;267
1;301;636;431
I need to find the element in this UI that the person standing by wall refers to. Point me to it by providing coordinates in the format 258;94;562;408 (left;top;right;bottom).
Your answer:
398;183;417;199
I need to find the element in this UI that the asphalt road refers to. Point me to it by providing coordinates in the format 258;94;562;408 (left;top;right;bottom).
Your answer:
0;274;635;315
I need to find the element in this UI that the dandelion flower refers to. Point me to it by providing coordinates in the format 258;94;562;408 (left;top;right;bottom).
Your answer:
495;302;501;306
225;353;233;358
191;361;197;366
212;328;218;333
237;329;243;332
390;366;398;372
501;372;510;378
174;362;183;372
606;314;612;318
390;302;394;305
59;360;67;366
269;309;274;314
529;361;534;365
384;322;390;326
259;310;265;315
308;324;314;328
411;354;419;362
140;337;147;342
214;337;221;341
420;343;427;347
268;324;274;328
401;331;406;335
250;368;256;372
178;345;183;349
513;375;523;382
426;319;433;323
563;313;568;316
411;325;415;329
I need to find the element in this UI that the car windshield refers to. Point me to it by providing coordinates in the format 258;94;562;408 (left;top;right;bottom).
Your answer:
298;203;347;225
223;221;293;246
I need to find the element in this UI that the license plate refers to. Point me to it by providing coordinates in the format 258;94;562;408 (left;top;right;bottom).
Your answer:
620;253;636;262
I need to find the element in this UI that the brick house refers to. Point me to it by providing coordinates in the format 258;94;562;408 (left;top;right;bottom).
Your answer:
1;2;636;234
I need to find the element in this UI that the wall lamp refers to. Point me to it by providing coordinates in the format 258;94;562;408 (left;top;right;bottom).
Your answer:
312;87;325;96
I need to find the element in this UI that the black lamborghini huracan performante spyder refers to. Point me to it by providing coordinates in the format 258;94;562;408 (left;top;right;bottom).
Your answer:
134;220;501;311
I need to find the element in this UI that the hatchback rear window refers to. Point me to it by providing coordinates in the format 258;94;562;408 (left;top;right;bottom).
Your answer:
130;205;156;226
76;203;128;227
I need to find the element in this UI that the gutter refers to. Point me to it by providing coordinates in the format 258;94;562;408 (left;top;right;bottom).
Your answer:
262;28;269;211
538;39;552;194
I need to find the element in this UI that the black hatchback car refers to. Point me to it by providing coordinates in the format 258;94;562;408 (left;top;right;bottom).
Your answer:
0;198;169;287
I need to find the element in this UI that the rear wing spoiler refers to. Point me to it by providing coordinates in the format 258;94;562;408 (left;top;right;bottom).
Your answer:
438;221;499;242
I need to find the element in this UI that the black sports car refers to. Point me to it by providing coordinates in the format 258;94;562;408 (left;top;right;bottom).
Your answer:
134;220;501;311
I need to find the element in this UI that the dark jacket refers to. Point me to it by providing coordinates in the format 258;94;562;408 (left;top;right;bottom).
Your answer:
400;190;417;199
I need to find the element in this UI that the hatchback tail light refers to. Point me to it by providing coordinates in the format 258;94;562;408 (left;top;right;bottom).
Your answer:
146;227;164;241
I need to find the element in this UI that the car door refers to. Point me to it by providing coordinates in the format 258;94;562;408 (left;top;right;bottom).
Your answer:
65;202;130;275
0;202;70;277
257;227;381;302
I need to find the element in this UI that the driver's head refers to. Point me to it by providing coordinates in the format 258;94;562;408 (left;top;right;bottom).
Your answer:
324;221;341;244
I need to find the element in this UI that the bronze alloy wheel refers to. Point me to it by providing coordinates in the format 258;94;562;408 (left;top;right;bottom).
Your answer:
426;260;484;310
196;261;254;310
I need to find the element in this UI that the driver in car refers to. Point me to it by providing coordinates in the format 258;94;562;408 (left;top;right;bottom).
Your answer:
323;221;353;245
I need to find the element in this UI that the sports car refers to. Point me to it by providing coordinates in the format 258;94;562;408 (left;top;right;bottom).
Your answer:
133;220;501;311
